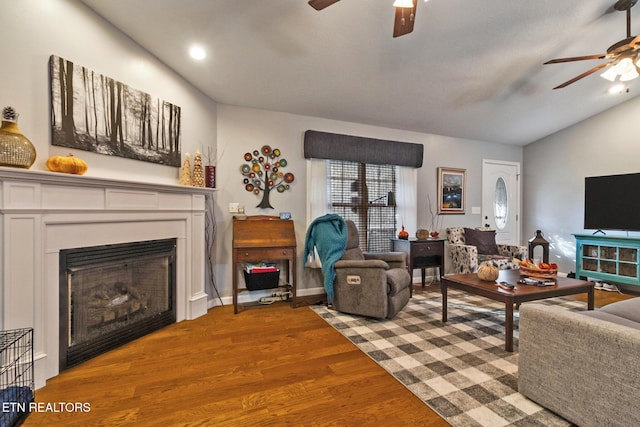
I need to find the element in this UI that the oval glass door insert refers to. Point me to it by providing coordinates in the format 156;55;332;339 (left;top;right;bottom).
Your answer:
494;177;508;230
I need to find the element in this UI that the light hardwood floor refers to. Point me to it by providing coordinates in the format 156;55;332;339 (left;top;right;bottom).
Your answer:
24;288;450;427
24;284;633;427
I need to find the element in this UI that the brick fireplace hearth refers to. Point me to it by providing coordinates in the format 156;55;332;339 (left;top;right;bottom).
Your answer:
0;167;212;388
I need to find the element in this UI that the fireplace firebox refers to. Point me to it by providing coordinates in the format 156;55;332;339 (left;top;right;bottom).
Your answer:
59;239;177;371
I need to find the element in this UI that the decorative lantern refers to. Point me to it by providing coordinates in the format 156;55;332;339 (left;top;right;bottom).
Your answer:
528;230;550;263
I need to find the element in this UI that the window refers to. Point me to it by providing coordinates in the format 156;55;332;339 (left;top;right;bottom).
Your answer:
493;177;508;230
328;160;397;252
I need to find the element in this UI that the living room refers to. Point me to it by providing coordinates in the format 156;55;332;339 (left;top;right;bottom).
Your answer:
10;0;640;297
3;0;640;425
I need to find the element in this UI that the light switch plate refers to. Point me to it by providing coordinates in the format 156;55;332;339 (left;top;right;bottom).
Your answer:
229;202;239;213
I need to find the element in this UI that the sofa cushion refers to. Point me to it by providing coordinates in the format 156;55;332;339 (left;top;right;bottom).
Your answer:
580;310;640;331
478;255;519;270
464;228;499;255
478;254;510;262
598;298;640;323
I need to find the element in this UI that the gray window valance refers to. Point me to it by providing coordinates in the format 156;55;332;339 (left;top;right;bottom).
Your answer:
303;130;423;168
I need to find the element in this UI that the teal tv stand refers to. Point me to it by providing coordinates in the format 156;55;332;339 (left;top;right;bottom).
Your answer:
574;234;640;287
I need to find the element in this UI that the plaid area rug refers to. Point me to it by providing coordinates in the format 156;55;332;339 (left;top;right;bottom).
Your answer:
311;289;586;427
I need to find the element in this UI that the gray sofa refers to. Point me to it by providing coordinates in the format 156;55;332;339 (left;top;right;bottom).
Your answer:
518;298;640;427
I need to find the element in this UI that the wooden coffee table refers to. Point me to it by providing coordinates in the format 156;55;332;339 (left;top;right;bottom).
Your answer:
441;269;594;352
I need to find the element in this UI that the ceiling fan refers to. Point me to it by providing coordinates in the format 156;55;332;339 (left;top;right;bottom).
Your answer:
545;0;640;89
308;0;419;38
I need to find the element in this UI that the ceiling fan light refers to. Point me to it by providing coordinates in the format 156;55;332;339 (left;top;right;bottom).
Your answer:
393;0;414;8
620;67;639;81
600;66;619;82
616;57;634;74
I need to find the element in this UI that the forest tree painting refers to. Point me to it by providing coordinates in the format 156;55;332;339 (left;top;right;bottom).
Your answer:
49;55;181;166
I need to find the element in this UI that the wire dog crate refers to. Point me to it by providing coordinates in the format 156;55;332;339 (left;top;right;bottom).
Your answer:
0;328;34;427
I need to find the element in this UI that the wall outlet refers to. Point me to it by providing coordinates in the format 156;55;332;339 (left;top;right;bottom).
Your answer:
229;202;239;213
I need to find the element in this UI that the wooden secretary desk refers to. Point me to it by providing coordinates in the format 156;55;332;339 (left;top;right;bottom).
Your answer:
232;215;297;313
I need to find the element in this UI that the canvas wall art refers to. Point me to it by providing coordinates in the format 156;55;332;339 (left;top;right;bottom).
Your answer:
49;55;181;166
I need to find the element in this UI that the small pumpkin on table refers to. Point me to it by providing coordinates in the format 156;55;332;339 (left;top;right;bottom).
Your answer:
477;263;499;281
46;154;88;175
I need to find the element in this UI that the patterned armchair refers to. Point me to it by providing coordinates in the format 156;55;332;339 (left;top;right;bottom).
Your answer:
446;227;527;274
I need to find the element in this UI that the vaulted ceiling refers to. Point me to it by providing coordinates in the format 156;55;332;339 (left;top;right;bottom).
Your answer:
81;0;640;145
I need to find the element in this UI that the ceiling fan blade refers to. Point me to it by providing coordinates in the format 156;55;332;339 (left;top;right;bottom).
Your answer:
544;54;609;64
552;62;612;90
629;33;640;47
308;0;340;11
393;0;418;38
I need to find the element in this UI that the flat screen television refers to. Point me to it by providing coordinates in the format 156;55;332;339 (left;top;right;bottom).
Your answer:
584;173;640;232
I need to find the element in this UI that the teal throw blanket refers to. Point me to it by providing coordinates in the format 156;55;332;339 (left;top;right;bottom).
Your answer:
304;214;348;304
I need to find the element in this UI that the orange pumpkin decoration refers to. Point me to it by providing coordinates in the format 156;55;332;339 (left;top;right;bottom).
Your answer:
477;263;499;281
46;154;88;175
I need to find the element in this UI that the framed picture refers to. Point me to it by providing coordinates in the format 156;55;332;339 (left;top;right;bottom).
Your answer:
437;167;465;214
49;55;182;166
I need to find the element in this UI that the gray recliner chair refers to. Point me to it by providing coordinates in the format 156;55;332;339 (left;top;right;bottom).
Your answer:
333;220;411;319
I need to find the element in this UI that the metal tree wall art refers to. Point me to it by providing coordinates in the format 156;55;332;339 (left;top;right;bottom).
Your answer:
240;145;294;209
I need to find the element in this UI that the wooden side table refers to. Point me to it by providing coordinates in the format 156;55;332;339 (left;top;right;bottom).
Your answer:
391;238;445;295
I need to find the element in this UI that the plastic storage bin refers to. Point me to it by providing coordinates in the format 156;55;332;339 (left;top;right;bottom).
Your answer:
243;270;280;291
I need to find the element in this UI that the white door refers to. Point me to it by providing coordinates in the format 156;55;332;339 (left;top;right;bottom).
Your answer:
482;160;520;245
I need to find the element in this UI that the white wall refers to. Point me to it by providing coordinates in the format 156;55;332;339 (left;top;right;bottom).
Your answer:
417;134;523;234
2;0;217;184
5;0;525;304
523;95;640;276
214;105;523;298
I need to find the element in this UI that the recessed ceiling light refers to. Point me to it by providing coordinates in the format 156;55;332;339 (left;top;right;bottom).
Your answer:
189;46;206;60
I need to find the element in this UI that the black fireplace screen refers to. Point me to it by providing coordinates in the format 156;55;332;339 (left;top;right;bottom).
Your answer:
59;239;176;371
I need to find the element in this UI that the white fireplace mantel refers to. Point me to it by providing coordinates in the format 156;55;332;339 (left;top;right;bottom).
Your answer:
0;167;213;388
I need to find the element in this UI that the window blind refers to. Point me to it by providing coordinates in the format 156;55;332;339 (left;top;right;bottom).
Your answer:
328;160;397;252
